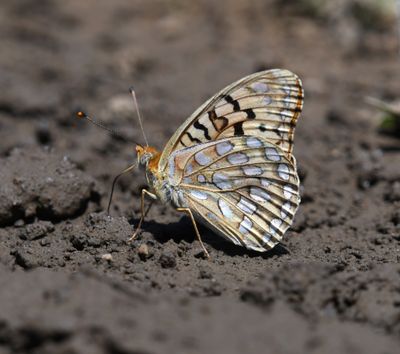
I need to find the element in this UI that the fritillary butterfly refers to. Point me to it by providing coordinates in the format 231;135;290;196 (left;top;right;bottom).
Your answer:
131;69;304;257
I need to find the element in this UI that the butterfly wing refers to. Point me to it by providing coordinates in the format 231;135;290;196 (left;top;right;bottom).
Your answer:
159;69;303;171
167;136;300;251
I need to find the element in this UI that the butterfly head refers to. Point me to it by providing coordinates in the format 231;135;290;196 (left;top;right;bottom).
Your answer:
136;145;161;173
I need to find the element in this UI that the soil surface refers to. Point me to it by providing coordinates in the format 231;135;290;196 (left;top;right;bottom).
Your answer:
1;1;400;353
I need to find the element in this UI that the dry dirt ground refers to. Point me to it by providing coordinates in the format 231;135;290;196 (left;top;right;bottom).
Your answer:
1;1;400;353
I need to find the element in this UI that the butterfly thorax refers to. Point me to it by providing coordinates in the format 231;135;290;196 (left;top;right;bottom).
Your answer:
136;145;161;174
136;145;177;205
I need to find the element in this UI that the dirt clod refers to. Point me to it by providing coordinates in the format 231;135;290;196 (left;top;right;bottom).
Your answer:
158;252;177;269
0;148;98;226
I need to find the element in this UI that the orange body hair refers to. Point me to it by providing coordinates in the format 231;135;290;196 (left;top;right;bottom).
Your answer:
136;145;161;174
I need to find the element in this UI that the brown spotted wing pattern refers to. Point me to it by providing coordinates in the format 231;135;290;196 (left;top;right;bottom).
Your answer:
165;136;300;251
157;69;303;251
159;69;303;171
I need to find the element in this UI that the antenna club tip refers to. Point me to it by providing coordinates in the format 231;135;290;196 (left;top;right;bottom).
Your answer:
128;86;135;93
76;111;87;119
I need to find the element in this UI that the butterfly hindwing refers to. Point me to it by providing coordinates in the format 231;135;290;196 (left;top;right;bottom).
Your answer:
159;69;303;171
166;136;300;251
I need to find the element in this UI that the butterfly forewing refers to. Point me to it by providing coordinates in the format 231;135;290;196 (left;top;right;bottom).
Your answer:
166;136;300;251
159;69;303;171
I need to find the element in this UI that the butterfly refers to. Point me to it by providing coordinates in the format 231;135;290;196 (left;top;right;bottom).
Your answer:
131;68;303;257
78;69;303;257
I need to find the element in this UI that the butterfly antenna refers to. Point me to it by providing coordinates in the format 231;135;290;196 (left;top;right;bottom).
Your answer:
75;111;140;145
107;163;137;215
129;87;149;147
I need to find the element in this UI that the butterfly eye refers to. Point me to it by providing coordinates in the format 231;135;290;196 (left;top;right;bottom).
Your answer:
140;153;151;165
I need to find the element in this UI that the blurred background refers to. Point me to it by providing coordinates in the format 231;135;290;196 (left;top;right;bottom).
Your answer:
1;0;398;160
0;1;400;353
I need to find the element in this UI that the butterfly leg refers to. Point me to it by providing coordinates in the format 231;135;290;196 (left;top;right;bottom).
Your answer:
128;189;157;242
176;207;210;259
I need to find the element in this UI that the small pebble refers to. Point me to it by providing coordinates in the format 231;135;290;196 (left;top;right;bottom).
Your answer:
101;253;113;261
138;244;150;261
40;238;51;247
14;219;25;227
